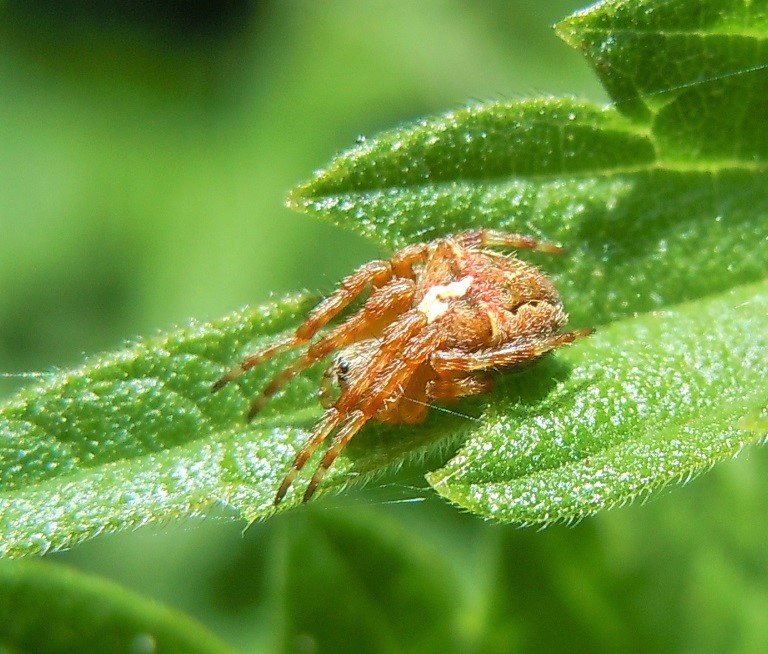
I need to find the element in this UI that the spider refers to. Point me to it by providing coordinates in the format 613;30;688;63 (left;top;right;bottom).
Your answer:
212;229;592;505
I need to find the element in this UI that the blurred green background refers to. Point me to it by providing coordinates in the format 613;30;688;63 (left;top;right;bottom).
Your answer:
3;2;768;652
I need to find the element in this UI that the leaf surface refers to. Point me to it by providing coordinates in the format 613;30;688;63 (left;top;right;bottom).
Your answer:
1;0;767;549
288;0;768;520
429;281;768;523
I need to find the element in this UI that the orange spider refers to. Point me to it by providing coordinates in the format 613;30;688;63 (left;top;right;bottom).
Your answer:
212;229;592;505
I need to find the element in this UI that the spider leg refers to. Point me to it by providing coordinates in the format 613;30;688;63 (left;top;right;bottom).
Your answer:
349;323;444;423
431;328;593;376
213;247;430;393
211;259;394;392
390;242;431;278
274;408;343;505
396;365;435;424
295;242;429;340
293;261;395;339
274;309;430;503
454;229;564;255
335;310;430;414
211;340;292;392
318;366;336;409
302;409;368;502
280;315;436;502
247;278;416;418
427;375;494;400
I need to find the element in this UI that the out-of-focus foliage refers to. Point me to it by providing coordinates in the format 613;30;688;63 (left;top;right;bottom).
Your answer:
0;560;232;654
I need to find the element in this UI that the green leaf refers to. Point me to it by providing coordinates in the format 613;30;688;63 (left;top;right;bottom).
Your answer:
0;560;232;653
557;0;768;148
289;101;767;328
1;0;767;551
0;299;466;557
286;0;768;521
428;280;768;524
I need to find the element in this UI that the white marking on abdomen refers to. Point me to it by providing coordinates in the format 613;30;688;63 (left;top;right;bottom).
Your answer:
417;275;474;323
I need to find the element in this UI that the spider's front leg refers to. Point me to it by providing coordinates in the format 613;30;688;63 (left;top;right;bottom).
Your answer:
430;299;590;376
455;229;564;255
427;375;494;400
276;309;446;504
211;259;392;392
431;329;593;376
249;277;416;418
274;309;431;504
273;407;346;505
300;322;446;503
212;243;430;393
299;409;367;503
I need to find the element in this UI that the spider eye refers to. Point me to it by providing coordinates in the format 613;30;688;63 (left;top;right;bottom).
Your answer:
337;360;350;375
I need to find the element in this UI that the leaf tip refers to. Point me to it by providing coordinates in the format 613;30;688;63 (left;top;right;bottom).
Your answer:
738;414;768;439
285;181;313;213
553;0;601;50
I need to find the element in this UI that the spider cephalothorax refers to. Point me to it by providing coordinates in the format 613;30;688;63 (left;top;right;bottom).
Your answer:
213;229;592;504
